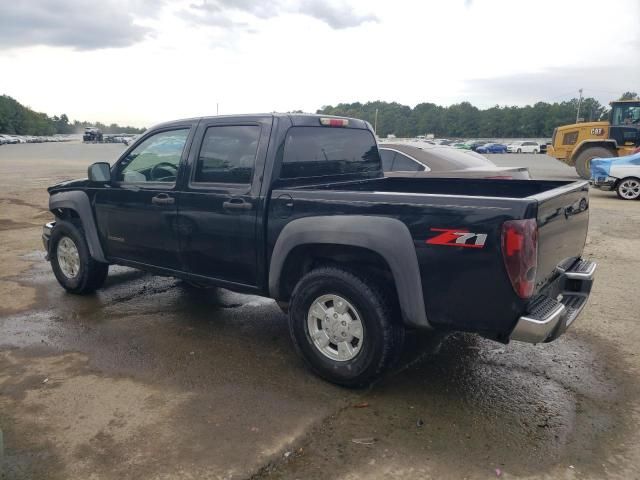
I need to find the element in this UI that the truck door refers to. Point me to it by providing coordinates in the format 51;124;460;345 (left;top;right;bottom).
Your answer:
93;127;193;269
176;118;271;287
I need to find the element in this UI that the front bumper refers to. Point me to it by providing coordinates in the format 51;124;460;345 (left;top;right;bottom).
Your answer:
589;177;617;191
42;221;55;260
510;259;596;343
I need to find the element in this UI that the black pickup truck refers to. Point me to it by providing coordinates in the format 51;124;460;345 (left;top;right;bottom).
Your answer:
43;114;596;386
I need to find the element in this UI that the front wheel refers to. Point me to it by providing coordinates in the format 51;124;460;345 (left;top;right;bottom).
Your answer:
574;146;613;179
533;149;538;154
517;148;522;153
616;177;640;200
50;220;109;294
288;266;404;387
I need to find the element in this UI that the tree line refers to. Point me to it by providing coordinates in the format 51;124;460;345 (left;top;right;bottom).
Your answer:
318;92;638;139
0;95;145;136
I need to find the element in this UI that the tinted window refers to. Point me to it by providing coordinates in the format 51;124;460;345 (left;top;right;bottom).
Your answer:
281;127;380;179
118;129;189;183
194;125;260;184
392;153;423;171
380;149;395;171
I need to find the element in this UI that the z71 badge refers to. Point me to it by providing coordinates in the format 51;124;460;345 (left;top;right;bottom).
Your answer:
426;228;487;248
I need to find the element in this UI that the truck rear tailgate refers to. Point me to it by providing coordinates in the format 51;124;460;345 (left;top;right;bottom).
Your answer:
532;181;590;291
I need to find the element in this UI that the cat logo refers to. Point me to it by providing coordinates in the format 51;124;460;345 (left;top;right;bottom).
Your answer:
426;228;487;248
590;128;604;136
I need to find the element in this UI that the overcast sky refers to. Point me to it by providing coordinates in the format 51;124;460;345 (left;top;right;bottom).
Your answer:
1;0;638;127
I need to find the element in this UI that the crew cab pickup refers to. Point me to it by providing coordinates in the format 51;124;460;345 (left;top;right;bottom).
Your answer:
43;114;596;386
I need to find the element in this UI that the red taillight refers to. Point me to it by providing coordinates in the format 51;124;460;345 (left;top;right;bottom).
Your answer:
319;117;349;127
501;219;538;298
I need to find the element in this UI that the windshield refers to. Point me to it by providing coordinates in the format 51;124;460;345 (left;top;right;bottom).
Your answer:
611;103;640;125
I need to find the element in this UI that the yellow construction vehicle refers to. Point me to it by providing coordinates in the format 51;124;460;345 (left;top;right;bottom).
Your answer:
547;99;640;178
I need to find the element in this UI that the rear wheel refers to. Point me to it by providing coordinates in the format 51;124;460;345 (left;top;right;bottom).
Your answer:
50;220;109;294
574;146;614;179
288;266;404;387
533;149;538;154
616;177;640;200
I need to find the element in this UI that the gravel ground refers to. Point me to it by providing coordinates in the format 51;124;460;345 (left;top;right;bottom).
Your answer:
0;144;639;480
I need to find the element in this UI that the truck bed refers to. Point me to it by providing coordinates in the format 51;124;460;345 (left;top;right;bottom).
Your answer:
296;176;580;199
271;175;590;339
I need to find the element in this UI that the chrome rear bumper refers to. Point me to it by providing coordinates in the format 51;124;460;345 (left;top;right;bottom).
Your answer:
510;259;596;344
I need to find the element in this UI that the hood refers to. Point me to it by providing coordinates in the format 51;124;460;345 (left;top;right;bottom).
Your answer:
591;151;640;179
47;178;90;193
557;121;608;132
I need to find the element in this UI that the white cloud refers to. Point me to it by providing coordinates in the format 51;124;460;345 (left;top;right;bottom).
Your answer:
0;0;637;126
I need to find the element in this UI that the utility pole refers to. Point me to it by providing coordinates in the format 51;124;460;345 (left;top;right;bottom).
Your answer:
576;88;583;123
374;108;379;136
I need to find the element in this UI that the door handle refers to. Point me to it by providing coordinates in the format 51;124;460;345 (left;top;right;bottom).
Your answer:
222;198;252;210
151;193;175;205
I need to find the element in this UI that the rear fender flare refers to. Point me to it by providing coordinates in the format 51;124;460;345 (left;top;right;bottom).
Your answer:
269;215;430;329
49;191;107;263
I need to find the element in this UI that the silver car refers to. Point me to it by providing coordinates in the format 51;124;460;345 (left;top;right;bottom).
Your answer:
379;143;530;179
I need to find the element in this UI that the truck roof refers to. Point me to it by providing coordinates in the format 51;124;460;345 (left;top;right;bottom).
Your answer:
149;113;371;131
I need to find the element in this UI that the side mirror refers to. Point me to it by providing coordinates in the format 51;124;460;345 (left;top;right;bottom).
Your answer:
88;162;111;183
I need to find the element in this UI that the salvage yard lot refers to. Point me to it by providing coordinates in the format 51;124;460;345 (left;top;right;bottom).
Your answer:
1;142;639;480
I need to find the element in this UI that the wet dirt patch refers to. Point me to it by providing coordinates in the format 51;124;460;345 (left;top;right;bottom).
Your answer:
0;198;44;210
257;332;639;480
0;220;34;231
0;350;192;480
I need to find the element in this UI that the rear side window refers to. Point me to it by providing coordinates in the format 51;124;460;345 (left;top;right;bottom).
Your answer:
392;153;424;172
380;149;395;171
280;127;380;179
194;125;261;184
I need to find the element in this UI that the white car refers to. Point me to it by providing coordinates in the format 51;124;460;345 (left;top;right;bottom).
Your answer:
507;141;540;154
0;134;19;144
590;152;640;200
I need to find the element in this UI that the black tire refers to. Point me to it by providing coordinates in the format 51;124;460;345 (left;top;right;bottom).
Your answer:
615;177;640;200
50;220;109;294
517;148;522;153
288;266;405;387
533;149;538;154
574;146;613;179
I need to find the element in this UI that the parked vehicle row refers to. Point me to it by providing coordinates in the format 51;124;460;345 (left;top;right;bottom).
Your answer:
0;134;71;145
83;126;136;145
404;138;548;155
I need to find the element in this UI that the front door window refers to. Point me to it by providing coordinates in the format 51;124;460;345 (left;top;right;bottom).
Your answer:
118;129;190;183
